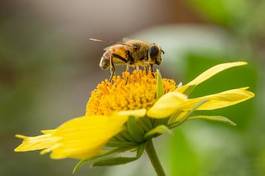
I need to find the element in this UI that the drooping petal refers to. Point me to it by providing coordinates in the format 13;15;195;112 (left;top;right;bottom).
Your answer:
177;61;247;94
182;87;255;110
15;115;127;160
147;92;187;118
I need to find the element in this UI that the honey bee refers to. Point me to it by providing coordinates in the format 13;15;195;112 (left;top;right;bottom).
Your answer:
94;39;165;80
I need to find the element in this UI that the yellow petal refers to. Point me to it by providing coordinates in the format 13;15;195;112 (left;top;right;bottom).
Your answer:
115;109;146;118
147;92;187;118
182;87;255;110
15;115;127;160
15;134;59;152
177;61;247;93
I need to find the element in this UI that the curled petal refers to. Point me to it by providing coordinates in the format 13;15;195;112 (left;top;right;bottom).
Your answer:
177;61;247;94
15;115;127;160
182;87;255;110
147;92;187;118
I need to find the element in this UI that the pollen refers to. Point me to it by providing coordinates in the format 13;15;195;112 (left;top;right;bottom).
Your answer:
86;70;176;115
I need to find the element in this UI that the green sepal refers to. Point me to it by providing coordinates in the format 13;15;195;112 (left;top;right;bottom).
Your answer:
106;138;137;148
73;146;134;174
156;69;164;99
138;117;153;132
189;115;237;126
127;116;145;143
106;129;138;148
144;125;172;139
92;144;145;167
168;99;208;128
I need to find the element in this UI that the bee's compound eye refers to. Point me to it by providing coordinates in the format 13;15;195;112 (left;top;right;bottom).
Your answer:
149;45;159;58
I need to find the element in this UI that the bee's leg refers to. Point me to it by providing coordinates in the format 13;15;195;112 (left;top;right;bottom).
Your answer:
148;64;154;72
109;56;115;81
150;64;154;72
144;65;148;74
109;66;115;81
149;64;155;77
126;64;130;72
124;64;131;84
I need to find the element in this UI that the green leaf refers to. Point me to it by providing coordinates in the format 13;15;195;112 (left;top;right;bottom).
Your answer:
189;115;237;126
92;145;145;167
144;125;172;139
156;69;164;99
127;116;145;142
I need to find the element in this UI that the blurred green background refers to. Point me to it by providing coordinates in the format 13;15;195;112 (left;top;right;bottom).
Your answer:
0;0;264;176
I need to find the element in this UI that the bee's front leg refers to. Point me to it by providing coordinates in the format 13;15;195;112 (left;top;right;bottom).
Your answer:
149;64;155;77
109;66;115;81
109;55;115;81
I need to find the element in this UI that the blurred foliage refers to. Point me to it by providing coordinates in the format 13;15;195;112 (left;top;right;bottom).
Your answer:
188;0;250;27
169;129;200;176
189;0;265;58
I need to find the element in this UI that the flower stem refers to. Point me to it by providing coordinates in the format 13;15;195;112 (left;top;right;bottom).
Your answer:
145;140;166;176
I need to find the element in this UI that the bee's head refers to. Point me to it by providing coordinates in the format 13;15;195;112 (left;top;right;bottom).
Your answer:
99;53;110;70
148;44;164;65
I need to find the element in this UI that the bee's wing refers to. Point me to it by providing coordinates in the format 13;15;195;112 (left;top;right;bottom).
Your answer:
122;37;132;42
117;39;140;50
89;38;116;46
118;42;135;49
90;38;134;50
103;43;132;51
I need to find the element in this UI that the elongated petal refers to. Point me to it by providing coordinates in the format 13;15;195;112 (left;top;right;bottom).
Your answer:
177;61;247;94
147;92;187;118
183;87;255;110
15;115;127;160
15;134;59;152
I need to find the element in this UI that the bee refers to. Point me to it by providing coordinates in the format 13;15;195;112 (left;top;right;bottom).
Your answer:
93;39;165;80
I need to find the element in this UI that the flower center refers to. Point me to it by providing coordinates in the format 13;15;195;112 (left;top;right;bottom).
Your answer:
86;70;176;115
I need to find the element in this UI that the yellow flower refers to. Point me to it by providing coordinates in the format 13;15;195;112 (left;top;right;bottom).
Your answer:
15;61;254;168
86;71;176;116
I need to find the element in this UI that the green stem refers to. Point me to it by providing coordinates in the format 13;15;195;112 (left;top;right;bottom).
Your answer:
145;140;166;176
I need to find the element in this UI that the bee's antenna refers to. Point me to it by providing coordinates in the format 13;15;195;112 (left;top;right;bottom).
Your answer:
89;38;107;43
